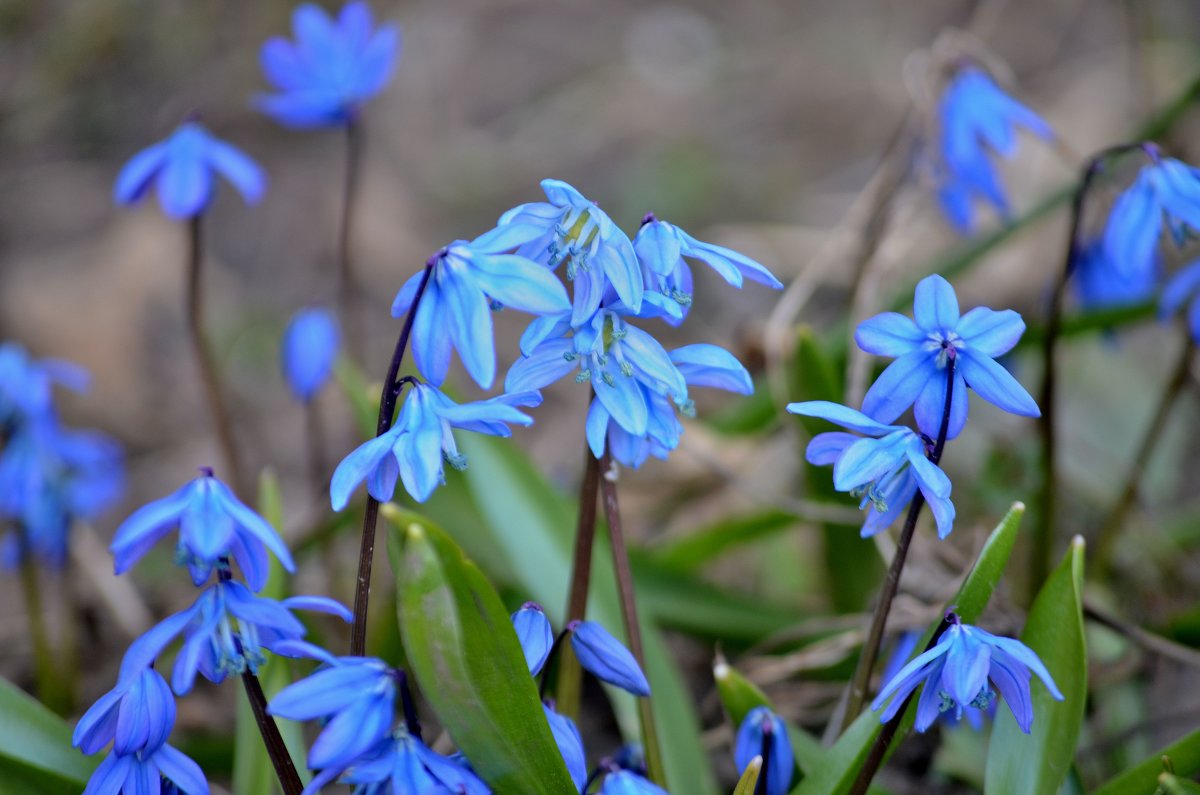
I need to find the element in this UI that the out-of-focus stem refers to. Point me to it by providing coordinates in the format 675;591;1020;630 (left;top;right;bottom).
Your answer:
305;398;327;499
19;557;66;714
338;117;365;365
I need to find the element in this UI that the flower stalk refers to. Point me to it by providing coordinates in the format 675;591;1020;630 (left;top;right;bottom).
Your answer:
338;118;365;365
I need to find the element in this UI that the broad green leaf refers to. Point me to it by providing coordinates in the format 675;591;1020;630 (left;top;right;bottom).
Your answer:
790;503;1025;795
387;517;576;794
0;676;96;790
734;756;763;795
985;537;1087;795
1158;773;1200;795
1093;728;1200;795
715;658;822;776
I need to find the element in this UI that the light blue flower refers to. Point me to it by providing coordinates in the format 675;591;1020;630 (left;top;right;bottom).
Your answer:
734;707;793;795
119;580;350;695
0;342;88;424
1104;151;1200;282
391;238;570;389
258;1;399;128
786;401;955;538
114;122;265;219
872;616;1063;733
480;179;643;327
934;67;1053;233
1160;257;1200;341
109;470;294;591
83;743;208;795
600;770;669;795
303;731;491;795
282;307;339;402
74;667;176;756
569;620;650;697
331;383;542;507
512;602;554;676
544;702;587;792
856;273;1038;440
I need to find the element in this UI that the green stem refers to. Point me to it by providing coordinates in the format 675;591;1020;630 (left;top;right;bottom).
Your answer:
19;557;66;714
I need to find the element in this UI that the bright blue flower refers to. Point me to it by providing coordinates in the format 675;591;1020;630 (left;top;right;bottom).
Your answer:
0;342;88;425
934;67;1053;233
303;731;491;795
1073;238;1159;311
569;620;650;697
391;238;571;389
544;702;587;792
83;743;208;795
110;470;294;591
1161;258;1200;341
114;122;266;220
74;667;176;756
282;307;340;402
872;617;1063;733
119;579;350;695
258;1;399;128
734;707;793;795
600;770;669;795
786;401;955;538
331;383;541;507
268;649;397;771
480;179;643;327
634;214;782;323
1104;152;1200;281
856;273;1038;440
882;632;989;731
512;602;554;676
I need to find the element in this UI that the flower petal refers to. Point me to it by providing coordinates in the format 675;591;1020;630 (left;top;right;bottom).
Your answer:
913;274;961;331
958;349;1040;418
956;307;1025;357
785;400;897;436
855;312;924;357
861;350;933;426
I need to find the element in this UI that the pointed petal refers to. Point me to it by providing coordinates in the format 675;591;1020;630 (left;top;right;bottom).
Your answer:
958;349;1040;418
505;339;577;392
110;483;191;575
913;368;969;440
855;312;924;357
114;143;167;205
785;400;897;436
957;307;1025;357
442;269;496;389
206;139;266;205
330;430;399;511
154;744;210;795
913;274;961;331
670;344;752;394
410;286;451;386
861;350;934;426
468;253;570;315
805;432;856;466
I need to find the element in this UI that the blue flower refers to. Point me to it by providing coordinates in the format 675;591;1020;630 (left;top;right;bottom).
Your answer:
481;179;644;326
119;580;350;695
391;238;570;389
331;383;541;507
114;122;266;219
258;1;399;128
1104;151;1200;282
74;667;176;756
786;401;955;538
1073;238;1159;311
934;66;1053;233
544;702;587;792
856;273;1038;440
0;342;88;425
511;602;554;676
634;214;782;323
1161;258;1200;340
872;616;1063;733
282;307;340;402
110;470;294;591
569;620;650;697
268;649;397;771
303;731;491;795
600;770;669;795
84;742;208;795
734;707;793;795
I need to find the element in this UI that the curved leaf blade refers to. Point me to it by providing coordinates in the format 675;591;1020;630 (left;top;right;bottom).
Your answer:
1093;728;1200;795
0;676;97;789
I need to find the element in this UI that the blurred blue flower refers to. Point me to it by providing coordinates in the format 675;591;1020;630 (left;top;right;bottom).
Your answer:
1161;258;1200;341
110;470;294;591
734;707;793;795
258;1;399;128
872;616;1063;733
1073;238;1159;311
1104;151;1200;282
119;579;350;695
600;770;669;795
391;238;570;389
856;273;1038;440
511;602;554;676
303;731;491;795
786;401;955;538
330;383;541;507
481;179;643;326
569;620;650;697
0;342;88;425
282;307;340;402
74;667;176;756
934;66;1053;233
268;649;397;771
83;743;208;795
114;122;266;219
544;702;587;792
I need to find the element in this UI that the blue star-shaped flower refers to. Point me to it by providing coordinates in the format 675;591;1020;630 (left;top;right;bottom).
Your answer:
786;401;955;538
872;616;1063;733
855;273;1038;440
1104;151;1200;283
74;667;176;757
83;742;208;795
330;383;542;507
934;66;1053;233
258;1;399;128
304;731;491;795
114;122;266;219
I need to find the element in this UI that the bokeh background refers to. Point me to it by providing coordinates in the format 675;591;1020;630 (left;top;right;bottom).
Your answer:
4;1;1200;792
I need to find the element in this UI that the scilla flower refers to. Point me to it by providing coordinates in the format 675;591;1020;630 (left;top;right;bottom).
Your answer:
856;273;1038;440
282;307;340;402
734;707;793;795
74;667;176;756
600;769;669;795
114;122;265;219
569;620;651;697
1104;148;1200;281
1073;239;1158;311
0;342;88;424
258;1;399;128
872;614;1063;733
303;731;490;795
511;602;554;676
787;401;955;538
331;383;542;507
84;743;208;795
543;702;587;792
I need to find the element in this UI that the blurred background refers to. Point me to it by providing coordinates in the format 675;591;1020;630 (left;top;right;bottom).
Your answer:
4;0;1200;792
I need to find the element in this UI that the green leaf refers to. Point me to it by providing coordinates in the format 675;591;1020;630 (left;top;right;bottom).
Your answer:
734;756;763;795
986;536;1087;795
334;357;380;439
714;657;822;776
648;510;798;572
386;516;576;795
1092;729;1200;795
0;675;97;791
